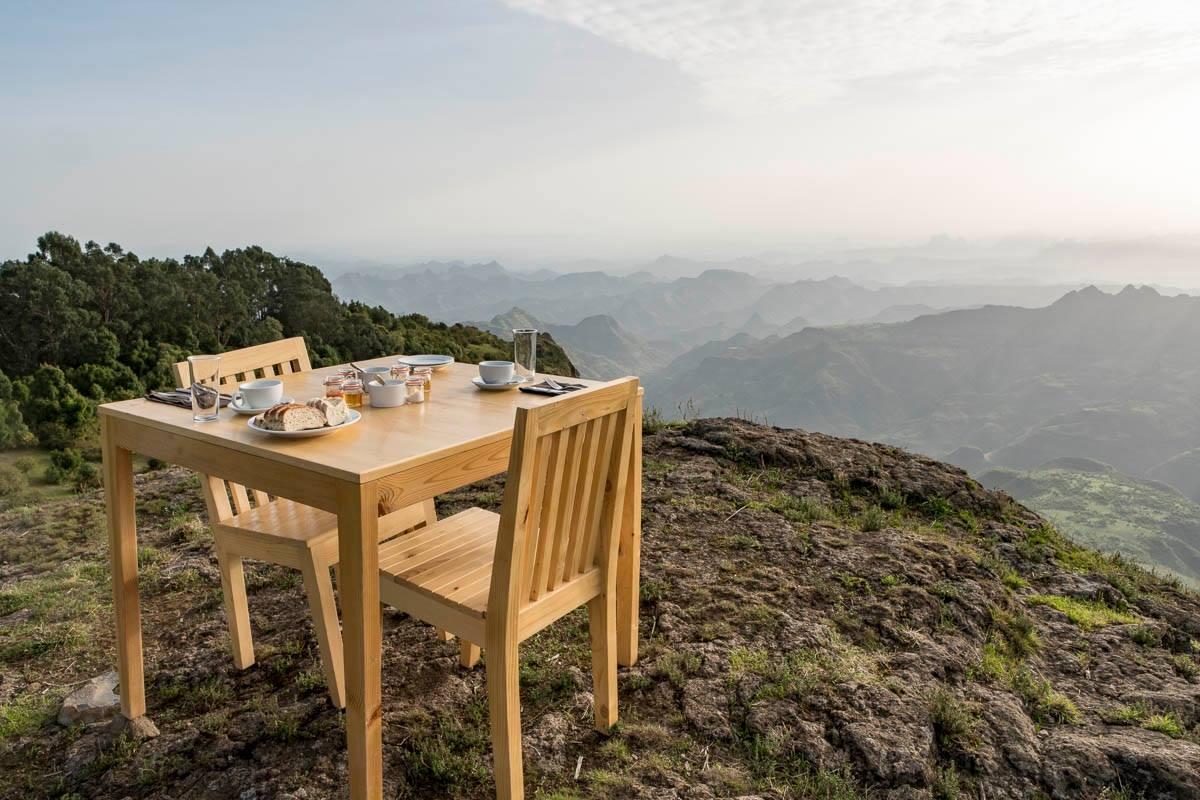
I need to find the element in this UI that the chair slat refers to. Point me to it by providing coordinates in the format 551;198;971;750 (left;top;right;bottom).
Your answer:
230;483;252;514
565;418;603;582
518;436;553;599
579;412;619;573
546;423;585;594
529;430;567;601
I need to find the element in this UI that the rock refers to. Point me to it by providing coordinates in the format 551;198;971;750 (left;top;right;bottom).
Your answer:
106;713;160;740
58;671;120;726
682;678;732;740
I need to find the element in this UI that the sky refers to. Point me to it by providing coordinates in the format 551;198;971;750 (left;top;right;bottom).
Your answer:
3;0;1200;275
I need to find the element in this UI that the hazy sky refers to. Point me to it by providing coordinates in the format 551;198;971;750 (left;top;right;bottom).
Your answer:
3;0;1200;267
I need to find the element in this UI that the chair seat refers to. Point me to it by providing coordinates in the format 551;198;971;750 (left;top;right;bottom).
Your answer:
216;497;431;551
378;507;500;617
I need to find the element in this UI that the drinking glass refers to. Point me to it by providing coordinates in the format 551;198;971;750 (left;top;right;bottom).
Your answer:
187;355;221;422
513;328;538;381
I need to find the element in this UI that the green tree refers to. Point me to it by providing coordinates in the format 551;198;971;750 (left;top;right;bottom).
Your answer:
19;366;95;449
0;370;32;447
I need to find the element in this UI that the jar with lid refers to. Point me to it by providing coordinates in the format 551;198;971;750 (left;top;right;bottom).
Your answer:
404;376;426;404
414;366;433;396
323;375;345;398
390;363;411;382
341;378;364;408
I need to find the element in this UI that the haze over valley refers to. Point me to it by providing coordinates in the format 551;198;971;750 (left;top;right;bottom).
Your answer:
335;255;1200;586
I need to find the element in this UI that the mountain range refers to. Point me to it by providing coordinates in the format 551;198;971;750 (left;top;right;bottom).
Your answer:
336;257;1200;584
332;258;1085;349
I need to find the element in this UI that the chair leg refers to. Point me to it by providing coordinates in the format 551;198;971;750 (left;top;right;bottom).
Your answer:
440;629;455;642
486;633;523;800
588;593;618;731
215;543;255;669
460;640;481;668
300;556;346;709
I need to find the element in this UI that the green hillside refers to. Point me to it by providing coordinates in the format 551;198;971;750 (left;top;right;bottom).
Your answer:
0;234;576;493
981;460;1200;587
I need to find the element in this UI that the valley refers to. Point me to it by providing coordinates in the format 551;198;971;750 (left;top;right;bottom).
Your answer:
335;259;1200;585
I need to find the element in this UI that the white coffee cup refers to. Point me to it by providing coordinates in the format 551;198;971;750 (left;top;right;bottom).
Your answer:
236;379;283;409
478;360;515;384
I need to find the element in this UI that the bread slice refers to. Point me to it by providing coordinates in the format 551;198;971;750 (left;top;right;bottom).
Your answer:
257;402;327;432
307;397;348;427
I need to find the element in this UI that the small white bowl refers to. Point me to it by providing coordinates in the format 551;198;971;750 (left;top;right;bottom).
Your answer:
366;379;407;408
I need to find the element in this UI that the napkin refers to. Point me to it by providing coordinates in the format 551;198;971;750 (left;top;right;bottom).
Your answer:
146;388;234;410
518;380;587;397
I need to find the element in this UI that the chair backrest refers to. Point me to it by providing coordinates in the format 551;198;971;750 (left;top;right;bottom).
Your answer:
170;336;312;390
490;378;639;622
172;337;312;521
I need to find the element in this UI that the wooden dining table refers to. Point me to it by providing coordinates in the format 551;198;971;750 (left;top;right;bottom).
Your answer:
99;359;642;799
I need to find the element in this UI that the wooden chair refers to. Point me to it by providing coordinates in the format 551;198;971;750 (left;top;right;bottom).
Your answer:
377;377;639;799
172;338;438;708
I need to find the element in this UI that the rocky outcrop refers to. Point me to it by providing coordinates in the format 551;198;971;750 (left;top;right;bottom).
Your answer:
3;418;1198;799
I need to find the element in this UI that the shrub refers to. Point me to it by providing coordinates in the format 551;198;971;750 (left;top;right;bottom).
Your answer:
12;457;35;474
930;689;978;755
50;448;84;473
0;465;26;500
72;462;100;492
858;505;888;532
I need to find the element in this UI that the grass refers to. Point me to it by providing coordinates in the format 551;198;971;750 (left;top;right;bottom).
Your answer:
1172;654;1199;682
1026;595;1138;629
726;628;878;700
1141;713;1186;738
930;689;979;755
1103;704;1189;738
0;693;60;742
0;560;109;665
971;607;1080;726
858;504;889;532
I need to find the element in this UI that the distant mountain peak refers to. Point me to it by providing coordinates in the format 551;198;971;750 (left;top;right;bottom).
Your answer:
1051;284;1106;305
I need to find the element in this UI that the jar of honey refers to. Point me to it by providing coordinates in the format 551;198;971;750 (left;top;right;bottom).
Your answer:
414;366;433;396
341;378;364;408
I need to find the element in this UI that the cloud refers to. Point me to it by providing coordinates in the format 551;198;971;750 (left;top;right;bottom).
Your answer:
500;1;1200;110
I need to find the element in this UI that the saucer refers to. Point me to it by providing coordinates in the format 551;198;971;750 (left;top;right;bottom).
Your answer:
230;396;293;415
472;376;529;391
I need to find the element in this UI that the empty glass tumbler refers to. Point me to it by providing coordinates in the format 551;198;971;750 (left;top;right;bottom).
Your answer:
513;328;538;381
187;355;221;422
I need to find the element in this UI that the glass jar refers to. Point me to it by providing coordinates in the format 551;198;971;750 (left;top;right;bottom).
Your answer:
341;378;364;408
323;375;344;398
414;366;433;395
405;376;425;404
390;363;411;382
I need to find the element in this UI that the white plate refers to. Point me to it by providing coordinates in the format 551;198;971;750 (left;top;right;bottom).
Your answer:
229;396;294;415
247;410;362;437
472;375;530;391
397;354;455;371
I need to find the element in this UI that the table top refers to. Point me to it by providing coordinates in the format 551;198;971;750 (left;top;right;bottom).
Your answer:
99;358;609;483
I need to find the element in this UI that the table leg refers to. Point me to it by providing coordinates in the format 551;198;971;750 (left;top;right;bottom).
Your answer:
102;416;145;718
616;396;642;667
337;481;383;800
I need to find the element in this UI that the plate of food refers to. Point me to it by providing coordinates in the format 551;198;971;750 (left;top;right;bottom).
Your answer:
248;398;361;437
396;354;455;371
230;396;294;415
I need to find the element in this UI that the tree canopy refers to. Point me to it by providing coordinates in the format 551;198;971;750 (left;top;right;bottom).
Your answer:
0;232;576;450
